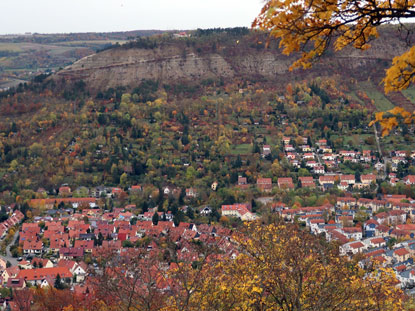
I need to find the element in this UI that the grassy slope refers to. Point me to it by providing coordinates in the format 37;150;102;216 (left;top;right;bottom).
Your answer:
359;81;394;111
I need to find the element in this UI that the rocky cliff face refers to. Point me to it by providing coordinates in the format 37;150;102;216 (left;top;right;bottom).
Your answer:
54;29;413;91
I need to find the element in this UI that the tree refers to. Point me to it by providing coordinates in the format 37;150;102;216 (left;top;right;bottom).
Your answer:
12;289;33;311
54;273;64;290
31;222;405;311
152;212;159;226
88;249;168;311
190;222;404;311
119;172;128;188
253;0;415;134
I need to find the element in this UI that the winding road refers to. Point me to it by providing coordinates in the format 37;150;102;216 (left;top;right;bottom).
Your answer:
1;230;19;266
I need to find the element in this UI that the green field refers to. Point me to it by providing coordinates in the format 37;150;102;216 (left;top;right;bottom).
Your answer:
58;40;128;47
401;87;415;104
0;43;23;52
265;135;278;145
346;92;364;104
359;81;394;111
231;144;252;155
380;135;415;151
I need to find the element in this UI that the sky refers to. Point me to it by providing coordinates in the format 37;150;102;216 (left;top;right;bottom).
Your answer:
0;0;265;34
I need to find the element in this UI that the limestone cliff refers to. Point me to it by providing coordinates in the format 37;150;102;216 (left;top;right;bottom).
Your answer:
54;29;414;91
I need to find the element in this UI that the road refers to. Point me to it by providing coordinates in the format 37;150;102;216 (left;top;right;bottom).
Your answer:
373;124;388;179
1;230;19;266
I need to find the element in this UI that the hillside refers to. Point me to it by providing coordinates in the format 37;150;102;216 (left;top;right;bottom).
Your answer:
55;26;414;93
1;27;415;203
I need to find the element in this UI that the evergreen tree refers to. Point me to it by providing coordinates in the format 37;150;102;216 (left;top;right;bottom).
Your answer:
54;273;64;289
186;207;194;219
152;212;159;225
173;215;180;227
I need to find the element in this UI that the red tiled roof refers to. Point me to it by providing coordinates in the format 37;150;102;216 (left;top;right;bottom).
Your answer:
397;224;415;231
365;249;385;258
350;242;365;249
394;248;409;256
257;178;272;185
309;219;325;224
365;219;379;226
17;267;72;281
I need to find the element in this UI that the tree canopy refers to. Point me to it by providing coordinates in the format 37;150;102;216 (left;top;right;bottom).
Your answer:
36;222;405;311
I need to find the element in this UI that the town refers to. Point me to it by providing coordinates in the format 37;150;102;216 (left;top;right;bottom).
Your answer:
0;129;414;309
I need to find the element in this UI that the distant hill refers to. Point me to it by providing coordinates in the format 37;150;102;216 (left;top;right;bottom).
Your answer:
54;26;414;93
0;30;165;90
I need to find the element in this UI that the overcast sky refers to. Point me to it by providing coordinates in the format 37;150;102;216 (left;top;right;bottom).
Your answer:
0;0;264;34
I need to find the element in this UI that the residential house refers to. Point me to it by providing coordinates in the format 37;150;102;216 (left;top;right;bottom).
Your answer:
313;165;325;174
186;188;198;198
282;137;291;145
404;175;415;185
277;177;294;190
337;197;356;208
338;182;350;191
340;175;355;185
303;153;314;160
23;240;42;255
322;146;333;153
340;241;366;256
262;145;271;157
394;248;411;262
308;219;326;233
284;145;295;152
200;206;212;216
16;267;72;286
301;145;312;152
361;174;376;186
0;258;6;271
257;178;273;192
57;259;87;283
306;161;318;168
2;266;20;285
59;186;71;196
31;258;53;269
364;219;379;238
130;185;142;192
59;247;84;260
371;199;388;213
375;162;384;171
299;177;315;188
238;176;247;186
7;278;26;289
340;227;363;240
221;204;256;221
74;240;94;253
319;175;336;185
389;210;407;225
317;139;327;146
368;237;387;248
395;151;407;158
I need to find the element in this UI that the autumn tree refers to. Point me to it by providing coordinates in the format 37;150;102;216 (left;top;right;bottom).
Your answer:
253;0;415;134
191;222;405;311
88;249;168;311
12;289;33;311
32;287;91;311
